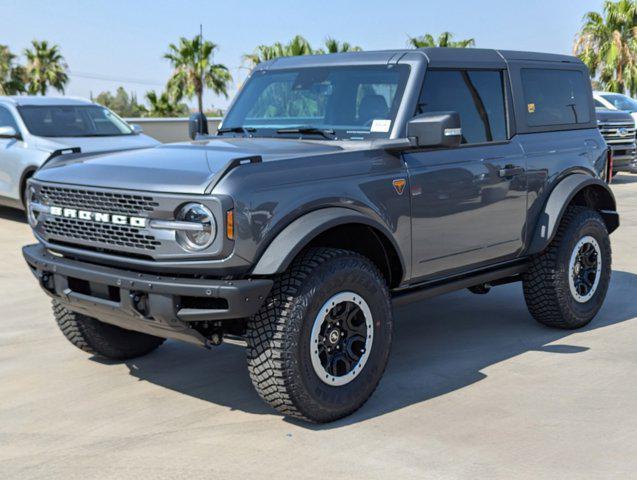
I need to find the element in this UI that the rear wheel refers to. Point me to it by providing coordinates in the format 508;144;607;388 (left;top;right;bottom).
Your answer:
523;206;611;329
246;248;392;423
53;301;165;360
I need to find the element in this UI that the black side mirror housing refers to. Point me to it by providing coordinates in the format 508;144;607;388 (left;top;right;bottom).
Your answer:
188;113;209;140
407;111;462;148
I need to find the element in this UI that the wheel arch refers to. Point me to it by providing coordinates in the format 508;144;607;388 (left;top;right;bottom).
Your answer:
528;173;618;255
251;207;405;288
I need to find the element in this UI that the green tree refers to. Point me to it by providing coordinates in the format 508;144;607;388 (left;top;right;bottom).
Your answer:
0;44;26;95
243;35;362;66
164;34;232;114
574;0;637;95
24;40;69;95
319;37;362;54
95;87;147;117
145;90;189;117
242;44;284;66
408;32;475;48
283;35;314;57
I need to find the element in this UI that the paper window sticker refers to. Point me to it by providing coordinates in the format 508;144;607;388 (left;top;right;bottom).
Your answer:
370;119;392;133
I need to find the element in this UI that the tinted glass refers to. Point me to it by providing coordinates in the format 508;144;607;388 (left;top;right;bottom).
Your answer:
600;93;637;112
521;69;591;126
223;65;410;140
594;99;606;108
0;106;19;130
418;70;507;144
18;105;133;137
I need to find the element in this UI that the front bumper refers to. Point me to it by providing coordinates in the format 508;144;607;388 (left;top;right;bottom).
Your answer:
23;244;273;347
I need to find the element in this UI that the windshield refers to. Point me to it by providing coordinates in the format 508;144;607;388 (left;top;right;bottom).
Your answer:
17;105;133;137
600;93;637;112
222;65;410;140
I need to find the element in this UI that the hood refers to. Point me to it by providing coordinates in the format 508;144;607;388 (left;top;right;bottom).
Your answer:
34;137;344;194
595;108;635;125
34;133;159;154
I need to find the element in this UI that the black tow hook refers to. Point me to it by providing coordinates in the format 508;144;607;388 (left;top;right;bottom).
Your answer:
205;331;223;348
40;272;55;294
130;292;150;317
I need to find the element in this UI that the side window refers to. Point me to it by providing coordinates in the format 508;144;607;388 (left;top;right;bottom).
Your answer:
594;99;606;109
0;106;19;131
521;69;591;127
418;69;507;144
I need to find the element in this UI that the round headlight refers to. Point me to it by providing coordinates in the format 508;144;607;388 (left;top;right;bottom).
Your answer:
175;203;216;251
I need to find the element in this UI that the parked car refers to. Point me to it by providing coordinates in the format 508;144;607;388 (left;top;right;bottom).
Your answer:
593;91;637;124
23;48;618;423
0;96;159;210
595;107;637;174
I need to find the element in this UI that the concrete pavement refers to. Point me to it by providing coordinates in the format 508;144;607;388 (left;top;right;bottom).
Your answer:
1;176;637;479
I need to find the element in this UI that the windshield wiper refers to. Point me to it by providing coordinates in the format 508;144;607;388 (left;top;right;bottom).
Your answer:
275;126;335;139
217;126;256;136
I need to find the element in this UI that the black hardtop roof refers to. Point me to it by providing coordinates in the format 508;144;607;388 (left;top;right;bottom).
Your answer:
256;47;583;70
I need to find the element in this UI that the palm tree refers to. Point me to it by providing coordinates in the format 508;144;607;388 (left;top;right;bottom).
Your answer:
23;40;69;95
242;44;283;66
0;45;26;95
145;90;189;117
243;36;362;67
164;35;232;114
284;35;314;57
408;32;475;48
574;0;637;95
320;37;362;54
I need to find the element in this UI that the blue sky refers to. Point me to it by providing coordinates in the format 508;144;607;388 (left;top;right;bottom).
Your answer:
2;0;603;110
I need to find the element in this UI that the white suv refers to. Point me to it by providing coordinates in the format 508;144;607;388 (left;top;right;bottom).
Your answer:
0;96;159;210
593;91;637;124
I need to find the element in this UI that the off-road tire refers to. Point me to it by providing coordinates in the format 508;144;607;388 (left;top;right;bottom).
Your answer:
53;300;165;360
246;247;393;423
523;206;611;329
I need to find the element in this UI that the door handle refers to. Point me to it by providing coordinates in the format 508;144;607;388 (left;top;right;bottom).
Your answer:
498;166;525;178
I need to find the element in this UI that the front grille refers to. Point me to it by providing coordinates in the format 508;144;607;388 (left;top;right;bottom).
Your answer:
599;122;636;146
44;217;160;251
40;185;159;215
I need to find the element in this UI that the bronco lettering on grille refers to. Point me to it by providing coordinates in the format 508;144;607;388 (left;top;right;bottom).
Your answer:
49;206;147;228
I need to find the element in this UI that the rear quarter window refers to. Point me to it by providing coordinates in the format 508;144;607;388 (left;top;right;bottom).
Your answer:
521;69;591;127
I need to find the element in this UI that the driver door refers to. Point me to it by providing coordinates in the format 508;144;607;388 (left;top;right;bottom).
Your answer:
405;69;528;281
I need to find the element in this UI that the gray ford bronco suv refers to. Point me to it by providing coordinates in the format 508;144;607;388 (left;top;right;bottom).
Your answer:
23;48;619;423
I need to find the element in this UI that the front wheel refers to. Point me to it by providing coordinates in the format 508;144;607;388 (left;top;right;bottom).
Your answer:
523;206;611;329
246;248;393;423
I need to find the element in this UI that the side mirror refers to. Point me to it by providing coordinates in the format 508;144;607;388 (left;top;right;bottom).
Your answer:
407;111;462;148
188;112;209;140
130;124;143;135
0;126;20;140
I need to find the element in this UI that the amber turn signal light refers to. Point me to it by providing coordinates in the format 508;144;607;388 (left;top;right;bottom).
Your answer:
226;210;234;240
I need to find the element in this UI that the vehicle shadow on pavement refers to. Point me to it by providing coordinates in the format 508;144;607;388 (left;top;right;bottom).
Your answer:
612;174;637;185
118;269;637;428
0;206;27;224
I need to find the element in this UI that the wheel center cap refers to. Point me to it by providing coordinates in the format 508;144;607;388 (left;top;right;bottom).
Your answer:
327;329;340;345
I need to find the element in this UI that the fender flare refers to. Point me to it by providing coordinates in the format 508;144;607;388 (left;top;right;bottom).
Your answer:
251;207;404;276
527;174;619;255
